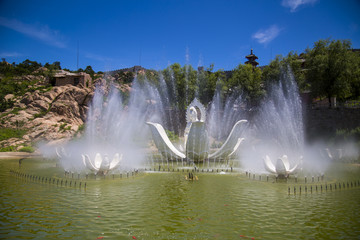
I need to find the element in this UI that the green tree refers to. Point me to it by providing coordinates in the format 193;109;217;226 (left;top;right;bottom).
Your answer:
84;65;95;78
198;64;224;105
45;61;61;71
349;51;360;98
262;53;306;92
283;52;307;91
261;55;282;90
228;64;264;106
305;39;359;106
15;59;42;75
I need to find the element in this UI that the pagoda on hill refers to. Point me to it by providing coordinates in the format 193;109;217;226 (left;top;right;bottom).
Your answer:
245;49;259;67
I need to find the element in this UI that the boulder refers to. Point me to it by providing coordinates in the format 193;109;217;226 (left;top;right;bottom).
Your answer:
4;94;14;101
20;92;33;105
31;100;49;111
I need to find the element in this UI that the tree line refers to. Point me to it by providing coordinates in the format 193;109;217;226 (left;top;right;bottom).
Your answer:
1;38;359;113
134;38;360;111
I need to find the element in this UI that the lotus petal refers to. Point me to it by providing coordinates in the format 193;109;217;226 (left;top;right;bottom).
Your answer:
228;138;244;157
100;155;110;171
209;120;248;159
288;163;298;174
275;158;287;176
263;155;276;174
147;122;185;160
280;155;290;171
55;147;62;158
82;154;98;171
94;153;102;169
109;153;122;170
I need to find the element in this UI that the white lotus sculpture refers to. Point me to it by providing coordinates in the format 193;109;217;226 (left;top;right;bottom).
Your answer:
322;148;343;161
147;98;248;162
81;153;122;175
56;146;77;173
263;155;299;177
56;146;71;159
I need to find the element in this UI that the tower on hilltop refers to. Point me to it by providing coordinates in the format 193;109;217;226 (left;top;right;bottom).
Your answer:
245;49;259;67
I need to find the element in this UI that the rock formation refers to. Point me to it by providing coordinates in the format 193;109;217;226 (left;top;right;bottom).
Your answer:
0;84;93;149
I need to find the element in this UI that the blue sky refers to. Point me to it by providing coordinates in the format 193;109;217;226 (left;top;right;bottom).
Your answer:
0;0;359;72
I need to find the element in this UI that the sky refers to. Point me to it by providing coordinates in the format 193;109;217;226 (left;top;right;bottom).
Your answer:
0;0;359;72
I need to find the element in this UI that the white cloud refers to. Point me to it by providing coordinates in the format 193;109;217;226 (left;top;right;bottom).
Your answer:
0;17;66;48
0;52;22;58
281;0;318;12
85;52;114;62
252;25;282;45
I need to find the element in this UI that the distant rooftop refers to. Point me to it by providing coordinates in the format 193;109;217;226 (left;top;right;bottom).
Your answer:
245;49;259;67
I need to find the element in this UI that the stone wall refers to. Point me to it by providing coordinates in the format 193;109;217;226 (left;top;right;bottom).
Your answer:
304;107;360;141
53;71;92;88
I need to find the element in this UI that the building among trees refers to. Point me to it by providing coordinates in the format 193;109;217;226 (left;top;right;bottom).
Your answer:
51;70;92;88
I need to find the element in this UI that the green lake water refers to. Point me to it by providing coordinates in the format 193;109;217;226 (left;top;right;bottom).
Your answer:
1;158;360;239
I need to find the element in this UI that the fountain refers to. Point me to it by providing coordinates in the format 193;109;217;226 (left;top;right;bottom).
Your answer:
4;63;360;240
51;64;352;178
55;77;158;175
147;98;248;163
81;153;122;175
263;155;300;177
238;66;304;175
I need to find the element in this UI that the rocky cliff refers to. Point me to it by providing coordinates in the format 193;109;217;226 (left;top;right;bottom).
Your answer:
0;84;93;149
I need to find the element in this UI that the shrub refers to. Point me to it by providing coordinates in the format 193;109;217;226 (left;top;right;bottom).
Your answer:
335;127;360;142
165;129;179;141
59;123;67;131
0;128;27;141
19;146;35;153
33;109;49;119
77;124;85;133
0;146;16;152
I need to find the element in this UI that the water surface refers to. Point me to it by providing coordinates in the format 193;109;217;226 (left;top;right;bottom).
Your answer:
1;159;360;239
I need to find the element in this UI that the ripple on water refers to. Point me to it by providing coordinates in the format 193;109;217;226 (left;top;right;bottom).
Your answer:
1;160;360;239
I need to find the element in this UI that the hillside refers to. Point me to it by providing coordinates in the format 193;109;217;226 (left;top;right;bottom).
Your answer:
0;63;108;151
0;83;94;151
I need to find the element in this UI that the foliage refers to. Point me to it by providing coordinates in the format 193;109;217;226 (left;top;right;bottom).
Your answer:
160;63;226;115
84;65;95;78
115;71;135;84
0;59;54;112
33;110;48;119
261;55;282;88
56;123;71;133
0;59;42;76
305;39;360;105
228;64;264;106
262;53;306;92
0;98;14;112
59;123;71;132
18;146;35;153
199;64;225;104
335;127;360;143
0;128;27;141
165;129;179;141
44;61;61;71
0;146;16;152
77;124;85;133
161;63;194;112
